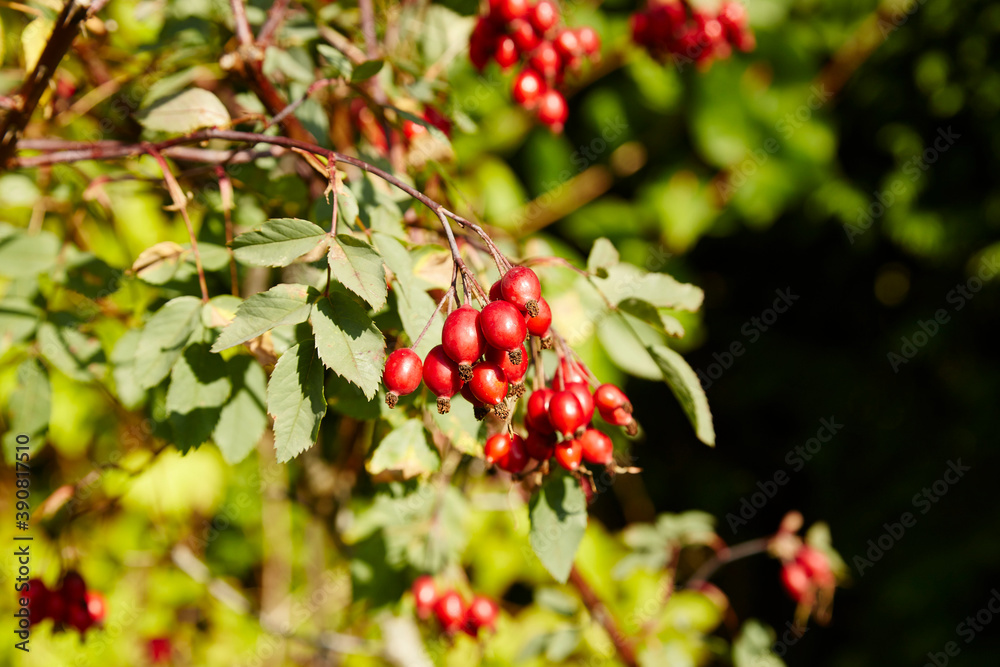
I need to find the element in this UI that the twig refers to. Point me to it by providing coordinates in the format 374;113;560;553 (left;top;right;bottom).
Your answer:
265;78;340;131
228;0;255;47
146;145;210;302
0;0;106;168
317;25;367;65
257;0;291;46
568;565;638;667
215;165;240;297
683;537;770;589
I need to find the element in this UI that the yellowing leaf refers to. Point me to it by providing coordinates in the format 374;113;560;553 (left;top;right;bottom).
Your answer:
21;18;53;73
138;88;231;134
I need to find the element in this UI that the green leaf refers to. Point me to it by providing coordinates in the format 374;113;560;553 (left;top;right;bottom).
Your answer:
733;620;786;667
138;88;231;134
310;292;385;400
619;298;685;338
595;263;703;312
37;320;105;382
327;234;387;310
431;399;486;456
374;233;441;357
2;358;50;462
110;329;145;409
317;43;353;79
166;344;232;415
232;218;328;267
135;296;203;389
202;294;243;330
213;356;267;464
267;341;326;462
529;473;588;583
587;237;620;278
351;59;384;82
0;297;42;352
367;419;440;480
0;229;59;278
326;370;381;420
211;283;316;353
649;344;715;446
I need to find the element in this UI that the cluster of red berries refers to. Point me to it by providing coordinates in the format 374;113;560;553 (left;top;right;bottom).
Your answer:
780;545;834;605
382;266;550;417
631;0;754;67
19;571;107;634
469;0;600;132
488;356;635;473
412;575;499;638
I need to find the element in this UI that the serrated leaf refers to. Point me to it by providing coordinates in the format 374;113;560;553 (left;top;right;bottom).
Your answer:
232;218;328;267
138;88;231;134
317;43;353;79
327;234;387;310
166;344;232;415
587;237;620;277
37;320;105;382
267;341;326;462
367;419;440;480
351;59;384;82
595;263;703;312
0;229;59;278
136;296;203;388
213;356;267;464
529;473;588;583
649;344;715;446
310;292;385;399
211;283;316;353
133;241;186;284
733;620;786;667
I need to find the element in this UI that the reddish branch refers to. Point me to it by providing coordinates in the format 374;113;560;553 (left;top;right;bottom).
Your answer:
0;0;108;167
568;565;638;667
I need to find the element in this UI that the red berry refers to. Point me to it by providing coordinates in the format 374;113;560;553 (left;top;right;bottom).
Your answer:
484;432;512;465
510;19;540;52
529;0;559;34
470;17;498;69
470;362;508;406
383;348;423;407
23;579;49;624
489;279;504;301
62;571;87;603
796;546;834;587
554;439;583;471
442;305;487;377
529;42;561;79
593;383;629;413
148;637;172;664
553;29;580;59
512;68;545;107
495;35;520;69
461;382;485;408
599;405;633;427
423;107;452;137
47;592;66;625
524;429;556;460
85;591;107;623
564;382;595;424
489;0;528;22
67;604;93;633
412;575;438;619
580;428;613;465
423;345;463;412
500;266;541;313
576;26;600;56
537;89;568;131
526;388;555;434
466;595;499;634
525;296;551;336
554;357;588;387
548;390;586;436
435;590;467;631
500;433;529;473
631;11;652;46
403;119;426;141
486;343;529;384
480;300;527;351
780;562;813;604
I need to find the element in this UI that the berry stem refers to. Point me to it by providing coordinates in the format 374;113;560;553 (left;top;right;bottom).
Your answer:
412;285;455;350
568;565;638;667
683;537;771;589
